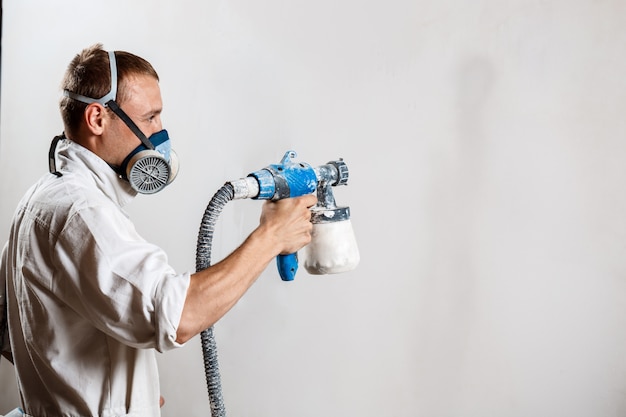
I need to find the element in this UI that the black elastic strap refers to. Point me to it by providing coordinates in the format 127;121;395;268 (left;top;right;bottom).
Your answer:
106;100;154;150
48;133;66;177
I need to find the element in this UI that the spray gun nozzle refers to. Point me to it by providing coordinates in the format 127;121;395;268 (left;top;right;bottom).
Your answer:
314;159;348;187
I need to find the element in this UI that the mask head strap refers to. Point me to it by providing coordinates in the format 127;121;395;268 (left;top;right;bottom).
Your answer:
64;51;118;106
63;50;155;151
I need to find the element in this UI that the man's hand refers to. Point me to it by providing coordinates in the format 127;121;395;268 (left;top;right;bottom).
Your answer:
259;194;317;255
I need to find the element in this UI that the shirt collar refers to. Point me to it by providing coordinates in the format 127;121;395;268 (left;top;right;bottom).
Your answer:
56;139;138;207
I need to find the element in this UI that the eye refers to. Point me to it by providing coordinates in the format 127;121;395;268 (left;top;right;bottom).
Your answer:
144;111;162;124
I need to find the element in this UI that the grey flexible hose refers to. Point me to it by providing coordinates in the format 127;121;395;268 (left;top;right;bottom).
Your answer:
196;183;235;417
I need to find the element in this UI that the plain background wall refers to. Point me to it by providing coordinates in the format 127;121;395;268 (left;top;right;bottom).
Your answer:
2;0;626;416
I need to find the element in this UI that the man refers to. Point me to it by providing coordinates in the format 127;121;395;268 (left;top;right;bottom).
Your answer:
0;44;316;416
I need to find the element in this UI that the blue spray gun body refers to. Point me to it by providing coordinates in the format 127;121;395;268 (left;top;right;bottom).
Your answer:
228;150;351;281
249;151;317;281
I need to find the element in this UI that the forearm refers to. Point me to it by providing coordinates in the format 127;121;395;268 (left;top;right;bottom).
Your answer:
175;225;279;343
175;195;316;343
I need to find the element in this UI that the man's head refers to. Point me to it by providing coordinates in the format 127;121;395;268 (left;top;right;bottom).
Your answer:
60;43;160;141
59;44;178;194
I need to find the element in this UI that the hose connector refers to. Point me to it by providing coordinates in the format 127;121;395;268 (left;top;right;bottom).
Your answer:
228;177;260;200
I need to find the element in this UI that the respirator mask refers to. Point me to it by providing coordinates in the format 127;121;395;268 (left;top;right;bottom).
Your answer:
61;51;179;194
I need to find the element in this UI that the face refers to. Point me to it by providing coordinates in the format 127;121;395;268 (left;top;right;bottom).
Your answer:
102;74;163;167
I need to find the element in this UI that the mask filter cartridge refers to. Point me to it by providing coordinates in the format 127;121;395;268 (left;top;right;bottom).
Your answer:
122;130;179;194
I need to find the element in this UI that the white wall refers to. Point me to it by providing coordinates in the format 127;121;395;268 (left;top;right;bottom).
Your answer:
2;0;626;416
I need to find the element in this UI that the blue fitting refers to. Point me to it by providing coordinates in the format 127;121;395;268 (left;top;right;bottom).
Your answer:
248;169;275;200
249;151;317;200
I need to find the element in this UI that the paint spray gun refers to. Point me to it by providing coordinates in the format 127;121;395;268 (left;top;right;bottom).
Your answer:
196;150;359;416
227;150;360;280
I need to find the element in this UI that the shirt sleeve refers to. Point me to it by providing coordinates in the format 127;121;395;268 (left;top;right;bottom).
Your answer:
51;205;190;352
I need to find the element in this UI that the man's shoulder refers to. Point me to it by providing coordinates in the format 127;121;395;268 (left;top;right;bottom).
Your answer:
24;171;98;207
17;171;116;235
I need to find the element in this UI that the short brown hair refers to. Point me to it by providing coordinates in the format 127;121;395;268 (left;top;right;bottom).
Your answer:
59;43;159;139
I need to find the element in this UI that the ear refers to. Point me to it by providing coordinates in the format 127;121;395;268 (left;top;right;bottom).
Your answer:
83;103;106;135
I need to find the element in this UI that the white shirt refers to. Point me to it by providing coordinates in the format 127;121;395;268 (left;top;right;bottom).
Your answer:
0;139;190;417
